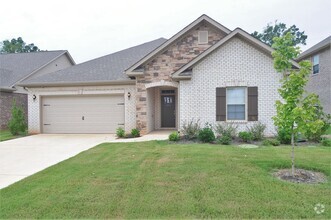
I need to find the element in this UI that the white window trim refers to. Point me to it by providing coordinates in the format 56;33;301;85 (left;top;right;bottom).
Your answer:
198;31;208;44
225;87;247;122
312;54;320;75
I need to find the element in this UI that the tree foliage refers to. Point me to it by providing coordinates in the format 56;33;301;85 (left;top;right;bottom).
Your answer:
0;37;40;53
272;33;324;176
252;21;307;46
8;100;27;135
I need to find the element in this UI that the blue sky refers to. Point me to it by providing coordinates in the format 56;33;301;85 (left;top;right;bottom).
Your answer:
1;0;330;63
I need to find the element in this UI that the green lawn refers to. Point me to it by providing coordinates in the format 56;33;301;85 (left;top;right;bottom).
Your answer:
0;141;330;219
0;130;20;142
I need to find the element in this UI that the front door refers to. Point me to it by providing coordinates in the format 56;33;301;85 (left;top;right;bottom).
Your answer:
161;95;176;127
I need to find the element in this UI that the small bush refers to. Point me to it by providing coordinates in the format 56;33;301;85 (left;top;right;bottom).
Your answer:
247;122;266;141
276;127;292;144
214;122;238;139
305;107;331;142
116;127;125;138
181;119;201;140
131;128;140;137
8;101;27;135
238;131;253;143
198;123;215;143
262;139;280;146
217;135;232;145
321;138;331;147
169;131;180;141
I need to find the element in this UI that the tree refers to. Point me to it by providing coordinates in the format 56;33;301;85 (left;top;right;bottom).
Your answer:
252;21;307;46
272;33;324;176
0;37;40;53
8;100;27;135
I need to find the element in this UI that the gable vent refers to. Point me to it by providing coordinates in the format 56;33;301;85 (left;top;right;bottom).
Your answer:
198;31;208;44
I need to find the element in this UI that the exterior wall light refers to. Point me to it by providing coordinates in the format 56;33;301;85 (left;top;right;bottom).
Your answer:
127;92;131;99
33;95;37;101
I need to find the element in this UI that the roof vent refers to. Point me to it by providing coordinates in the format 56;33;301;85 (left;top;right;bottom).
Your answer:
198;31;208;44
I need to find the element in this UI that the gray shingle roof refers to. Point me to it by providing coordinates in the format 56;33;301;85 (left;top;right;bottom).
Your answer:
297;36;331;60
0;51;68;87
22;38;167;86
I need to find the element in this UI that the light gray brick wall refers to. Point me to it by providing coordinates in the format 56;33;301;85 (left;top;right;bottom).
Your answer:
27;85;136;134
179;37;282;136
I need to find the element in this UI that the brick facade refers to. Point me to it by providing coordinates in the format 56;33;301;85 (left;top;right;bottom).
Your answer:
305;47;331;114
179;37;282;136
0;92;28;129
136;22;227;134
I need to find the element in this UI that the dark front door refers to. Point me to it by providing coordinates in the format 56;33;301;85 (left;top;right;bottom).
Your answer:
161;95;176;127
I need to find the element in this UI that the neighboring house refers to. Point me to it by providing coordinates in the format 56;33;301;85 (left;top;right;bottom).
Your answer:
297;36;331;115
0;51;75;129
19;15;299;136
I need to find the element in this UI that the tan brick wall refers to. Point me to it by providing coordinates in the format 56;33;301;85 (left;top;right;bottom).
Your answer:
136;22;227;134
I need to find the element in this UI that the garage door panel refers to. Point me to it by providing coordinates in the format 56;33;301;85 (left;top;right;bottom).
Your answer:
42;95;125;133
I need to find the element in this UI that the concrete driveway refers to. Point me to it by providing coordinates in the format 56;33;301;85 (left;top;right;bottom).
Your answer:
0;134;115;189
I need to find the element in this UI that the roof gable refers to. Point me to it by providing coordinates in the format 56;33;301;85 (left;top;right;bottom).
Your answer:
0;51;74;88
125;14;231;76
172;28;300;80
297;35;331;60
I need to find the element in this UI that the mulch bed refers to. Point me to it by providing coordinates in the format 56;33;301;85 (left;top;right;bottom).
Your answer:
274;168;327;184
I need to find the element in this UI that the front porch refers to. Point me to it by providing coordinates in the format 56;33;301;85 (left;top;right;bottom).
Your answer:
145;86;179;134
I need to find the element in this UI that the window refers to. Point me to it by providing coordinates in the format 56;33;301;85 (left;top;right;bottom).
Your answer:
313;55;319;74
216;87;257;122
198;31;208;44
226;87;246;120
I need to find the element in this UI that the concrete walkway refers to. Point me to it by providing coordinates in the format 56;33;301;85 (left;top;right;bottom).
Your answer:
0;130;172;189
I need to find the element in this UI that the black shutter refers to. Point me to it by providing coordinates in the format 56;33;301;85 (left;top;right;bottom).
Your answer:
216;87;226;121
247;87;258;121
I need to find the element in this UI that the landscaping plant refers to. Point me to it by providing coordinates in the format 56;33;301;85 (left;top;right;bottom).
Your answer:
247;122;266;141
8;100;27;135
262;138;280;146
216;135;232;145
214;122;238;139
181;119;201;140
131;128;140;137
116;127;125;138
238;131;253;143
168;131;180;141
272;32;324;176
198;123;215;143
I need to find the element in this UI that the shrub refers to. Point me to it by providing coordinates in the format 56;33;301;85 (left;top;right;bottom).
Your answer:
262;138;280;146
181;119;201;140
116;127;125;138
8;101;27;135
276;127;292;144
238;131;253;143
169;131;180;141
247;122;266;141
305;111;330;142
214;122;238;139
131;128;140;137
217;135;232;145
321;138;331;147
198;123;215;143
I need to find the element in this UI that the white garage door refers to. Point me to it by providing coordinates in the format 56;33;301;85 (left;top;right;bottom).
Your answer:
41;95;125;133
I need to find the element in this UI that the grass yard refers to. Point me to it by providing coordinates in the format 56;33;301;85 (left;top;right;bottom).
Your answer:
0;130;25;142
0;141;330;219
